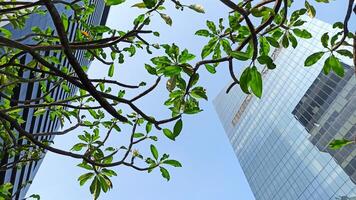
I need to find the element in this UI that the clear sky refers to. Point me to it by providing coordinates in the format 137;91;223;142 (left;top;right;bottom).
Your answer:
28;1;354;200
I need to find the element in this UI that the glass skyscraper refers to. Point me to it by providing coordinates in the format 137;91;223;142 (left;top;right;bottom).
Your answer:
0;2;110;199
214;18;355;200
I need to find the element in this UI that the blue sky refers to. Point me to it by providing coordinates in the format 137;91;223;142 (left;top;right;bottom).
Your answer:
28;1;354;200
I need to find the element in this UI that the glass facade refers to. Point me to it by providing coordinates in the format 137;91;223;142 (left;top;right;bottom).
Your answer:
0;2;110;199
214;18;355;200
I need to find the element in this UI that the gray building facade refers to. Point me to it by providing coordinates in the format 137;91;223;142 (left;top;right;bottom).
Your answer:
214;18;355;200
0;1;110;199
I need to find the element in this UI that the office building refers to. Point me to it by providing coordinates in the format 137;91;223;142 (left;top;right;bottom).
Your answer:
214;18;355;200
0;1;110;199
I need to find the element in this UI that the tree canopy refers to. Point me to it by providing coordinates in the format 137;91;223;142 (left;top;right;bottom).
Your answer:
0;0;355;199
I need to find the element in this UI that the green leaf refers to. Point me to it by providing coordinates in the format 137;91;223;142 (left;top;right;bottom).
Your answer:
201;38;218;59
71;143;87;151
257;55;276;69
229;14;240;30
179;49;196;63
61;14;69;32
206;20;217;34
259;37;270;55
324;55;344;77
29;194;41;200
282;34;289;48
304;52;325;66
78;173;94;186
163;66;181;76
163;128;175;141
329;139;353;150
190;87;208;100
145;64;157;75
321;33;329;48
230;51;250;61
288;33;298;48
102;169;118;177
34;108;46;116
150;144;159;160
88;109;99;119
0;183;13;198
108;64;114;77
77;162;93;170
133;133;145;138
133;14;145;26
0;28;12;38
146;122;152;133
92;25;111;34
239;67;251;94
98;175;112;193
205;64;216;74
173;119;183;138
266;36;280;48
195;29;210;37
249;66;263;98
90;177;101;200
105;0;125;6
336;49;353;58
132;2;146;8
163;160;182;167
220;39;232;54
332;22;344;29
149;136;158;141
293;29;312;39
160;167;170;181
143;0;157;8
